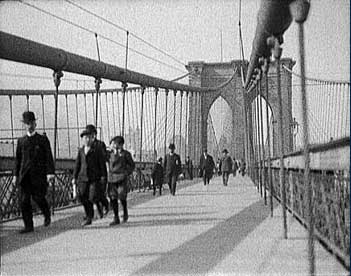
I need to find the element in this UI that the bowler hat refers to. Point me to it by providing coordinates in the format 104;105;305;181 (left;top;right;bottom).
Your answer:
22;111;36;124
85;124;97;134
222;149;228;154
80;129;93;138
169;143;175;149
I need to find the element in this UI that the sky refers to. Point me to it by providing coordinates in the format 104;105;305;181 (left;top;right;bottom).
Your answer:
0;0;349;151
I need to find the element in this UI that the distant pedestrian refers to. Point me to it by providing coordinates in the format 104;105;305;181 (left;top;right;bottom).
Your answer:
107;136;135;226
14;111;55;234
164;143;181;196
199;149;215;186
219;149;233;186
151;157;164;196
72;128;107;226
185;156;193;180
85;124;109;218
216;158;221;176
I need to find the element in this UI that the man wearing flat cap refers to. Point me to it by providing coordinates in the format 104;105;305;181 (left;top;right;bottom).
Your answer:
163;143;181;196
72;126;107;226
14;111;55;234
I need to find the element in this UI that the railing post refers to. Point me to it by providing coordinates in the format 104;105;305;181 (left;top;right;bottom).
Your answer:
9;95;15;156
290;0;313;274
259;77;266;205
185;91;189;162
52;70;63;215
268;35;287;239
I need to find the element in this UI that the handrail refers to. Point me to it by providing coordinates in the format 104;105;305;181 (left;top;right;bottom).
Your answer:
0;31;213;93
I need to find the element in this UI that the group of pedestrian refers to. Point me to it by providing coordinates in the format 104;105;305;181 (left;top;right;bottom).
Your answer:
14;111;136;233
14;111;246;233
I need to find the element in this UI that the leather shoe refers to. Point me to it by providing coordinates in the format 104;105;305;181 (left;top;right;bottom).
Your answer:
19;227;34;234
44;216;51;227
123;214;128;223
109;218;120;226
81;219;92;226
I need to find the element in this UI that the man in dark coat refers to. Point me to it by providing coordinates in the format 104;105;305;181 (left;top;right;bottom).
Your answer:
185;156;193;180
219;149;233;186
85;124;109;218
164;143;181;196
72;128;107;226
107;136;135;226
151;157;164;196
199;149;215;186
14;111;55;234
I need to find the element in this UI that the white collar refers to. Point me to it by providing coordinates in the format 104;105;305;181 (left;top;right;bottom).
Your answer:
27;131;37;137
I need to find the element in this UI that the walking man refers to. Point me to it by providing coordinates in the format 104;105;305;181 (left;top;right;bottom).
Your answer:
199;149;215;186
164;143;181;196
14;111;55;233
107;136;135;226
72;128;107;226
85;124;109;218
219;149;233;186
151;157;164;196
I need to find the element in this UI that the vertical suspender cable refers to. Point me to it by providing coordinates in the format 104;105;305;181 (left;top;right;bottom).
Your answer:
111;91;116;135
75;94;80;148
154;88;159;160
116;90;121;134
94;33;101;126
173;90;177;143
91;93;95;124
139;87;145;188
41;94;46;133
179;91;183;159
164;90;169;157
52;71;63;215
264;61;273;216
9;95;15;156
259;79;266;204
256;84;262;196
65;94;71;157
84;93;88;126
105;92;111;141
185;91;189;161
26;95;29;111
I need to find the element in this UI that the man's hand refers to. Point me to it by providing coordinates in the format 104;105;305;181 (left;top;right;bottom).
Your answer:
12;176;17;185
71;178;76;185
47;174;55;183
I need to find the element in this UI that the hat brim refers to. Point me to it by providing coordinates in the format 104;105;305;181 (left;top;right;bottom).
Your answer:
80;131;93;137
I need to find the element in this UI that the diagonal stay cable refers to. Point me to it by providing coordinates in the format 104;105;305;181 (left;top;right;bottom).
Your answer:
18;0;187;73
64;0;187;68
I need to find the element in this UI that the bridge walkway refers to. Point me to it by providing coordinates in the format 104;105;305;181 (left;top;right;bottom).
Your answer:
1;176;347;276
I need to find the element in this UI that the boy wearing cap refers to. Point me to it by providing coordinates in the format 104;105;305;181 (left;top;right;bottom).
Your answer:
14;111;55;233
107;136;135;226
72;128;107;226
164;143;181;196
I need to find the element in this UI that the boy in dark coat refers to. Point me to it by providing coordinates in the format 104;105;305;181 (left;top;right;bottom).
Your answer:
72;128;107;226
107;136;135;226
164;143;181;196
151;157;164;196
219;149;233;186
14;111;55;233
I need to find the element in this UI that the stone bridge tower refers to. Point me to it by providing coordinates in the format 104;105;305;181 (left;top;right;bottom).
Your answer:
186;58;295;165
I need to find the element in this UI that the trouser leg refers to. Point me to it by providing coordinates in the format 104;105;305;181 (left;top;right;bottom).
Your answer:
111;199;119;219
121;199;128;221
159;181;162;195
32;193;50;220
20;189;34;229
171;176;177;195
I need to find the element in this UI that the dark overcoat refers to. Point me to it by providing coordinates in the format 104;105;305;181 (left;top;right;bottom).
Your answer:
15;133;54;193
164;153;181;177
199;154;215;178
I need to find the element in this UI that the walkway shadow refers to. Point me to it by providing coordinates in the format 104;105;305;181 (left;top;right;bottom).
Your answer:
133;199;270;275
0;179;201;255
